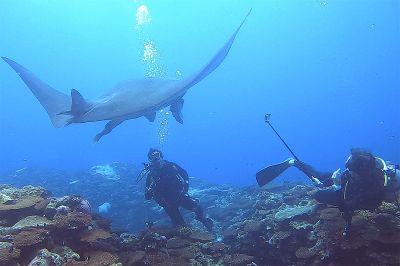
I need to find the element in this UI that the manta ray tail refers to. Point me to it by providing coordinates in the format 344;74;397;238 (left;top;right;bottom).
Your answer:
1;57;71;128
170;98;184;124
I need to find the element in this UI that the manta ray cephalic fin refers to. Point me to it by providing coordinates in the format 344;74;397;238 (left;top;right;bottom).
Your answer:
144;112;156;122
170;98;184;124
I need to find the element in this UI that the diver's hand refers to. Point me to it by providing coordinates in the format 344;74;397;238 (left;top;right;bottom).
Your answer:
311;177;324;188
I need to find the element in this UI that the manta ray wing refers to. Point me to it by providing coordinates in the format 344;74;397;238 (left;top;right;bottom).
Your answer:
1;9;251;141
2;57;71;128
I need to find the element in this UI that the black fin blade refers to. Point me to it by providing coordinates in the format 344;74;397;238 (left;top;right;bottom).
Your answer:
256;160;291;187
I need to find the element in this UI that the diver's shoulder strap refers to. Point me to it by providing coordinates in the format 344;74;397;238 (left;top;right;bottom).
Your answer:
169;162;189;193
375;157;388;187
375;157;388;170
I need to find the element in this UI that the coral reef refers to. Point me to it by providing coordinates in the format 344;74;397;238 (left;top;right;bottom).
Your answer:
0;185;119;265
91;164;121;181
1;164;400;265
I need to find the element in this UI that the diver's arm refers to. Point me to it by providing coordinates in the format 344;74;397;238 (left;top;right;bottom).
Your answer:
294;161;334;187
145;173;156;200
387;164;400;180
174;163;189;179
172;163;190;192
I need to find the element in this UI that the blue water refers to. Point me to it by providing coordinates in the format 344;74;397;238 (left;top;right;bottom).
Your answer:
0;0;399;186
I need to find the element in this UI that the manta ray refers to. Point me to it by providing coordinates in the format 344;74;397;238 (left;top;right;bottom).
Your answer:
2;10;251;142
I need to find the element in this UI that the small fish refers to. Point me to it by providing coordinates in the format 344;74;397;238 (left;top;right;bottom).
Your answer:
98;202;111;214
14;167;27;176
69;180;80;185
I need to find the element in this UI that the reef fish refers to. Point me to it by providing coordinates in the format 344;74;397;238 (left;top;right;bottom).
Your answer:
98;202;111;214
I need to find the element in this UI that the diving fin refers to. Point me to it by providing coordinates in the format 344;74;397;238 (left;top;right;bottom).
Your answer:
256;160;292;187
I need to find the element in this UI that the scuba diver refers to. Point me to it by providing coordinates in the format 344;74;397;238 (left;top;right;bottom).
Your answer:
138;148;214;231
257;148;399;237
256;115;399;237
288;149;400;237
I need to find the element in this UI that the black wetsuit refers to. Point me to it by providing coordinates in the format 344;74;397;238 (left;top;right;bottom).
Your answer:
292;161;341;207
145;160;211;229
295;161;385;210
294;161;334;187
294;160;385;234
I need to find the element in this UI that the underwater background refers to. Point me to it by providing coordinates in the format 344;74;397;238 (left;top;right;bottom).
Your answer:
0;1;399;191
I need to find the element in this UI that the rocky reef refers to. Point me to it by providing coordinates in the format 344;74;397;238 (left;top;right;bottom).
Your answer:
1;164;400;265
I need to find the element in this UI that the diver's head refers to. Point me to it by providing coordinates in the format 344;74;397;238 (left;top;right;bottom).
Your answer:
148;148;163;164
345;148;376;175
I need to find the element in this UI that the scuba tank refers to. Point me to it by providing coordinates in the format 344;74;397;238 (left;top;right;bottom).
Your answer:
388;165;400;181
383;165;400;202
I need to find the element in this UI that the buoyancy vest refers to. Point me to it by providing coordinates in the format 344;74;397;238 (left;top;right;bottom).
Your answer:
376;158;400;203
146;160;189;204
342;156;387;210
